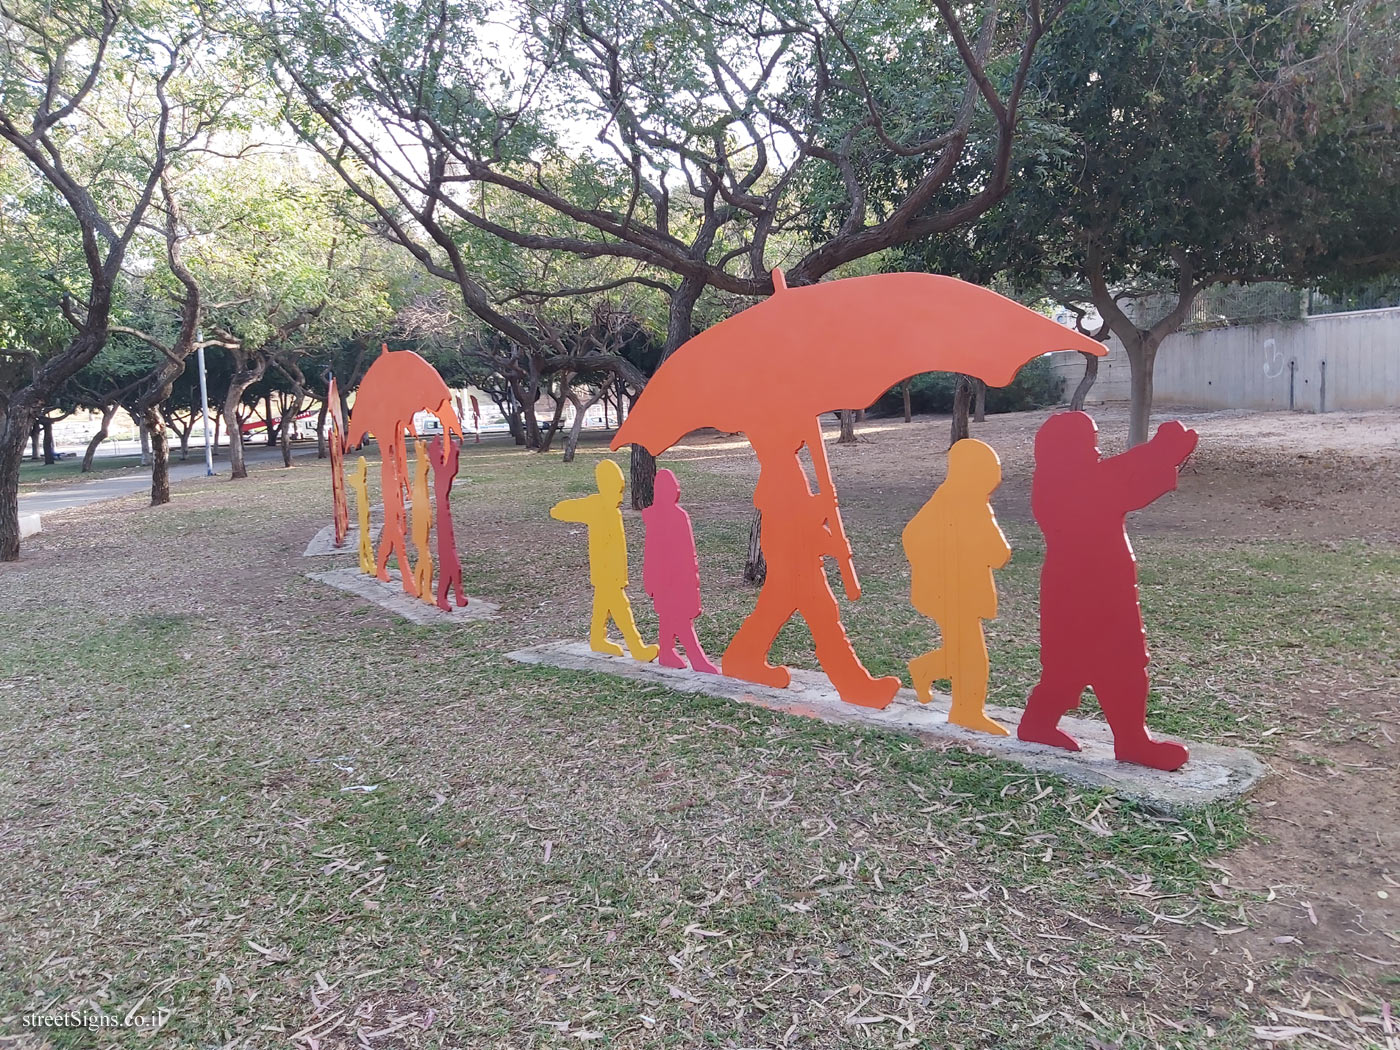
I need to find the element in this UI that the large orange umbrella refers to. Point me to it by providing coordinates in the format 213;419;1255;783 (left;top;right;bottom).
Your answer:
613;271;1105;456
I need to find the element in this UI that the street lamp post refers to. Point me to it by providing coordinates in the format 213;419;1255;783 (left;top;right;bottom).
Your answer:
196;335;215;476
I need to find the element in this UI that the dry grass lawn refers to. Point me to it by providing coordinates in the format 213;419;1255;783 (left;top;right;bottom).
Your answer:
1;404;1396;1049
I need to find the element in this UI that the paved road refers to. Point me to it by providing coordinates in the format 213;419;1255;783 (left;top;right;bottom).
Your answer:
18;445;320;518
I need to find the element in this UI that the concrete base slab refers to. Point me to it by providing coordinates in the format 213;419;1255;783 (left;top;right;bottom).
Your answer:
506;640;1268;811
19;513;41;539
307;566;499;624
303;522;382;557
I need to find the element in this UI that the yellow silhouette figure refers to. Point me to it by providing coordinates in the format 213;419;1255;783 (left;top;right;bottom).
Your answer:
550;459;659;662
410;439;434;602
348;456;375;576
902;439;1013;735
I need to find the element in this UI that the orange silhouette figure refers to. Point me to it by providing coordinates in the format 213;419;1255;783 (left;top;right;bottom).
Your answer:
724;423;900;706
410;438;434;601
470;394;481;442
551;459;658;662
429;435;467;610
612;270;1105;707
642;468;717;673
1017;412;1198;770
327;376;349;547
902;439;1012;735
346;346;463;596
348;455;374;575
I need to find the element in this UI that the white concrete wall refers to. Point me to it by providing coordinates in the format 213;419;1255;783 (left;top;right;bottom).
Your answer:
1049;306;1400;412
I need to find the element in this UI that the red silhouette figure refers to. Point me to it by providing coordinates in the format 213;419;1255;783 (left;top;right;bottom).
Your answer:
430;435;467;610
722;425;901;708
642;468;717;673
1017;411;1198;770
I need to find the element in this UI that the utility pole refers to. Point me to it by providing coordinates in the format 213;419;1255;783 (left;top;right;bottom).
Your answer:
196;333;215;476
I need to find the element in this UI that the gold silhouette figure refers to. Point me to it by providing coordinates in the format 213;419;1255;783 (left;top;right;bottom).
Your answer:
348;456;375;576
550;459;659;662
410;439;434;601
902;439;1013;735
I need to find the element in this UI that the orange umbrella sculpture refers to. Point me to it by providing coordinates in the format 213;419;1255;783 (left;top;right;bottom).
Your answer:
612;270;1107;708
347;346;464;595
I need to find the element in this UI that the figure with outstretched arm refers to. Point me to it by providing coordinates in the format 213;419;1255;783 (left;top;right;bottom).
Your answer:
1017;412;1198;770
551;459;659;662
722;423;900;709
642;469;718;673
430;435;467;611
903;439;1013;735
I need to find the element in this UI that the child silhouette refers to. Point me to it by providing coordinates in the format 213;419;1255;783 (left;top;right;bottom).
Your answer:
642;469;718;673
551;460;659;662
902;439;1012;735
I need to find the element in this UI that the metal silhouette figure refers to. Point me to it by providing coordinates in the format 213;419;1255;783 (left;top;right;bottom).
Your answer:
1017;412;1198;770
551;459;658;662
410;438;434;601
903;439;1012;735
327;375;349;547
348;455;374;576
429;435;467;611
642;469;717;673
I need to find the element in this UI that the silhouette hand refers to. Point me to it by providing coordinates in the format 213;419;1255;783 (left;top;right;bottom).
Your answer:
1157;420;1199;464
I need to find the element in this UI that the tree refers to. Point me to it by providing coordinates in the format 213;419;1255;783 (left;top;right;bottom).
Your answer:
908;0;1400;444
0;0;219;557
253;0;1075;506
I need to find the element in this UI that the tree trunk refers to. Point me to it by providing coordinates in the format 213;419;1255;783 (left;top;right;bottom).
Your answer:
41;420;56;465
538;381;569;454
838;409;856;444
562;393;600;464
1;409;35;560
279;394;303;467
973;379;986;423
743;509;766;584
212;407;222;450
903;381;912;422
139;417;152;466
316;399;329;459
176;419;192;461
30;425;40;461
264;394;277;446
82;404;118;471
631;274;701;510
1125;337;1159;447
1069;351;1100;412
950;375;972;446
146;405;171;506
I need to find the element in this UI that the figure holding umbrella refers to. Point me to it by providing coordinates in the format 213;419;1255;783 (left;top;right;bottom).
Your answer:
612;270;1107;709
347;345;464;597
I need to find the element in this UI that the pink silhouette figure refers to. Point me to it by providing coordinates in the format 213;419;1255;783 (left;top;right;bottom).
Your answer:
429;435;467;611
1017;411;1198;771
641;469;718;673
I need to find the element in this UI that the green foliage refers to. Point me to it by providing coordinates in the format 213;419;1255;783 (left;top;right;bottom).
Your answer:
873;355;1065;416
